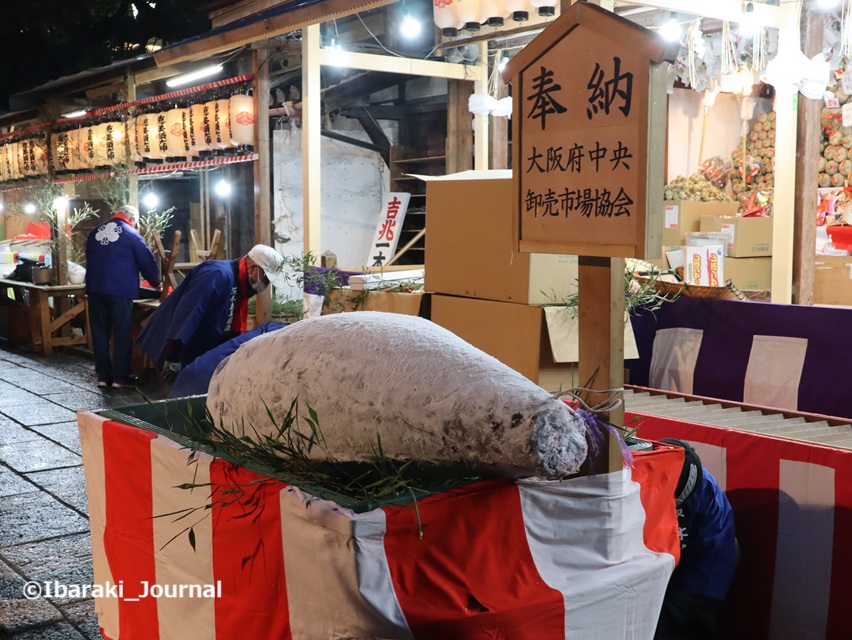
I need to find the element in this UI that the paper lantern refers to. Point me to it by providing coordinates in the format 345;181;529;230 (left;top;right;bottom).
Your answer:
67;128;84;171
189;103;210;155
165;107;189;158
0;144;9;182
139;112;166;159
456;0;482;31
51;133;66;172
154;111;169;158
126;117;142;163
481;0;506;26
229;95;255;147
504;0;530;21
204;99;230;149
8;142;20;179
434;0;464;37
530;0;556;17
104;120;126;165
216;99;233;148
17;139;32;176
91;123;110;167
31;137;48;175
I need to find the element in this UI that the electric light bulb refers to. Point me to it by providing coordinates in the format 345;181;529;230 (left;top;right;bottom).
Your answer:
660;18;682;42
24;203;36;215
401;14;421;39
215;179;232;197
143;192;159;210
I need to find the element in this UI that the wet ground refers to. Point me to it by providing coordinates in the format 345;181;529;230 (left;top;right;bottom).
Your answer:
0;343;169;639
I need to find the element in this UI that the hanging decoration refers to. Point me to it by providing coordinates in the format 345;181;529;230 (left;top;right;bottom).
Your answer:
229;94;255;147
721;21;738;77
189;103;210;155
0;73;255;187
165;107;189;158
434;1;463;37
842;0;852;60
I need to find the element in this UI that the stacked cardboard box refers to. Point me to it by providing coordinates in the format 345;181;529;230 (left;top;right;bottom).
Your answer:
423;171;637;390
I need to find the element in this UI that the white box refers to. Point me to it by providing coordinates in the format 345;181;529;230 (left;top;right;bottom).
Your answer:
684;245;724;286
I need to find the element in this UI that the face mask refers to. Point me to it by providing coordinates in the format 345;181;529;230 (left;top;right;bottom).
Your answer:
251;276;268;294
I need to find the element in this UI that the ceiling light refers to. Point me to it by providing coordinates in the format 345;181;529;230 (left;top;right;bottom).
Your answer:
166;65;224;88
62;109;88;119
401;14;422;39
739;2;761;38
24;203;37;215
818;0;840;7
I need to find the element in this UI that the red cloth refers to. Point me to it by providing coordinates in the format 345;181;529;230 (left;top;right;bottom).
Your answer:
826;225;852;251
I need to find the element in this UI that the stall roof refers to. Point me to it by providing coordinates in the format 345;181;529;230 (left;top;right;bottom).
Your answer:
8;54;157;114
154;0;397;66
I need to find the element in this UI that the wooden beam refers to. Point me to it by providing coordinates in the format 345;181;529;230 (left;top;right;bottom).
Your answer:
615;0;786;28
303;24;322;257
316;48;484;81
771;7;801;303
254;42;273;323
474;42;488;170
578;256;625;474
321;129;388;157
793;3;820;305
156;0;399;67
446;80;473;174
488;56;509;170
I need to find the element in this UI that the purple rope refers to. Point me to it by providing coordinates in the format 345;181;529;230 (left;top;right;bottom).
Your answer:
577;408;634;472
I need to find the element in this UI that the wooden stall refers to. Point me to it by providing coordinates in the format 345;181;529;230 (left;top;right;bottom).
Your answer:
0;278;90;354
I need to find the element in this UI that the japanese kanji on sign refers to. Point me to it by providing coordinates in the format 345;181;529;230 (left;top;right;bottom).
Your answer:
503;3;670;259
367;192;411;267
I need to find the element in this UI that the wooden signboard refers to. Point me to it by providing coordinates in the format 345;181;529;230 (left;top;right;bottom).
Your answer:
503;2;669;259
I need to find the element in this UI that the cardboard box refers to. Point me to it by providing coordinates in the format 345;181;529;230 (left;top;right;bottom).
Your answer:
423;171;578;305
430;294;637;391
662;200;739;250
323;288;425;316
724;256;772;291
814;256;852;305
684;245;724;286
700;215;773;257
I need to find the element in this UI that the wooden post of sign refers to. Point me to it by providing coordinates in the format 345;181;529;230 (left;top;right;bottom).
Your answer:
503;3;671;474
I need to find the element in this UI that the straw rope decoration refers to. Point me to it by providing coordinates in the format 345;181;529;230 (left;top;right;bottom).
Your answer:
721;20;739;76
752;25;767;73
686;19;702;90
842;0;852;59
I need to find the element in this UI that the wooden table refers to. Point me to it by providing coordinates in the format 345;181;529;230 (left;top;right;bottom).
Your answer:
0;278;90;354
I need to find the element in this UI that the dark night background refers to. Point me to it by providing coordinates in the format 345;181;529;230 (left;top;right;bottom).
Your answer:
0;0;211;112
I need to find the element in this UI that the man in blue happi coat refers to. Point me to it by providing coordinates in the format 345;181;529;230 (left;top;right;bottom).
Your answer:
655;438;738;640
137;243;288;379
86;205;161;389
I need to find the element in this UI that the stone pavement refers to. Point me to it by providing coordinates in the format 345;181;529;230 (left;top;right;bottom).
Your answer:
0;343;169;639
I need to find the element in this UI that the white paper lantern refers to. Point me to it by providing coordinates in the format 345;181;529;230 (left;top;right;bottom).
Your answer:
530;0;556;17
216;99;233;148
105;120;126;165
154;111;169;158
504;0;530;21
32;137;49;175
481;0;506;27
456;0;482;31
139;112;166;159
229;94;255;147
8;142;20;179
189;103;210;155
0;144;9;181
165;107;189;158
434;0;464;37
65;128;82;171
18;139;33;176
126;117;142;163
204;99;233;149
91;123;110;167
